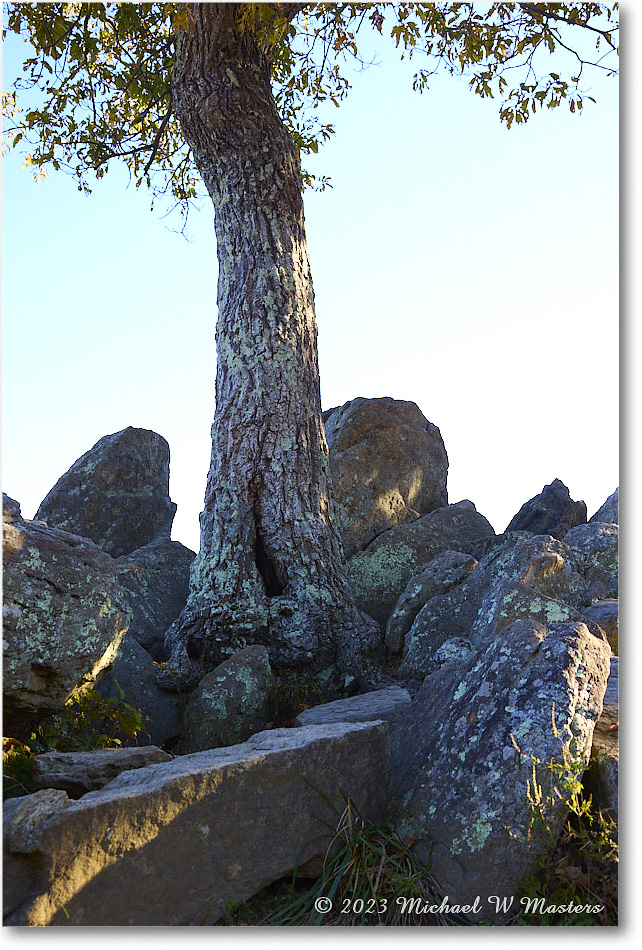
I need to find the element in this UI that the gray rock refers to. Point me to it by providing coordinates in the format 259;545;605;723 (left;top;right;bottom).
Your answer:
589;487;619;525
295;685;411;727
582;599;618;655
35;428;177;558
469;579;607;651
178;646;275;753
386;551;478;653
391;619;611;914
3;721;388;926
432;637;475;669
324;397;448;557
2;496;131;724
563;522;618;600
94;637;183;748
400;533;594;677
31;747;172;798
348;501;495;626
505;478;587;539
116;537;196;660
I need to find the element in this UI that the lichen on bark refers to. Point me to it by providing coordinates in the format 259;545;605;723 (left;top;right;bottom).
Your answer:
164;4;381;689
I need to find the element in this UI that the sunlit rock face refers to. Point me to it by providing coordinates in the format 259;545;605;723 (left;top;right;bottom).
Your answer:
2;494;131;724
324;397;449;558
35;427;177;558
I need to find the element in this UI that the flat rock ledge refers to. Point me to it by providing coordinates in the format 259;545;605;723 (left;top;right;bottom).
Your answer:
3;721;388;926
295;685;411;727
31;747;173;797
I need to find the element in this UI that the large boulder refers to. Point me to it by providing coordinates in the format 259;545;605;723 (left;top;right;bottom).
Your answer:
563;522;619;601
589;488;619;525
348;501;495;625
94;637;183;748
2;495;131;725
324;397;448;556
391;619;611;914
505;479;587;539
31;747;172;798
116;537;196;660
3;721;388;926
400;533;597;678
35;428;177;558
178;646;275;753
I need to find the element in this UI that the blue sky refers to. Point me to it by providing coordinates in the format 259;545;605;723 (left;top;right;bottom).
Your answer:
2;10;620;554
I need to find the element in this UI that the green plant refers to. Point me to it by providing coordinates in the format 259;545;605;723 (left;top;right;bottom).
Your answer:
509;716;618;926
260;790;467;927
2;738;35;800
27;684;146;754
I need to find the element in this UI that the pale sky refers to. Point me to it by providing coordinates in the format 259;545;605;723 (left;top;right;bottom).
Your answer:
2;11;620;555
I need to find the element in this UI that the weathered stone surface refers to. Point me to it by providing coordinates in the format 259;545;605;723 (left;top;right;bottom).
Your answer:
469;580;607;652
582;599;618;655
563;522;618;600
116;537;196;660
589;487;619;525
3;721;388;926
391;620;611;913
35;427;177;558
587;657;618;818
385;551;478;653
505;478;587;539
324;397;449;557
178;646;275;753
348;501;495;626
295;685;411;727
400;534;594;677
2;496;131;724
94;636;182;748
31;747;172;798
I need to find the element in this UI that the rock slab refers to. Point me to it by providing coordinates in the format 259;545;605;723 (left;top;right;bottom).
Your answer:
35;427;177;558
3;721;388;926
31;747;172;797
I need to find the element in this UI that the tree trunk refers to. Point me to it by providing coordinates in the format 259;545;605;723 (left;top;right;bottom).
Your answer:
165;3;380;689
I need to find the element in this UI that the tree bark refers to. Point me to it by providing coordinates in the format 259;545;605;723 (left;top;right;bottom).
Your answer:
165;3;380;689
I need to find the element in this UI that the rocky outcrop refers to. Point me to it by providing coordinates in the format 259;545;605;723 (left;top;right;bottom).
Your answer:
116;537;196;660
400;533;599;678
178;646;275;753
35;428;177;558
324;397;448;557
590;488;619;525
94;637;182;748
391;619;611;914
31;747;172;798
2;495;131;724
348;501;495;625
3;721;388;926
505;479;587;539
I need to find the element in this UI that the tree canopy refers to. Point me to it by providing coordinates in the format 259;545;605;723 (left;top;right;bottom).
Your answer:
4;2;618;214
